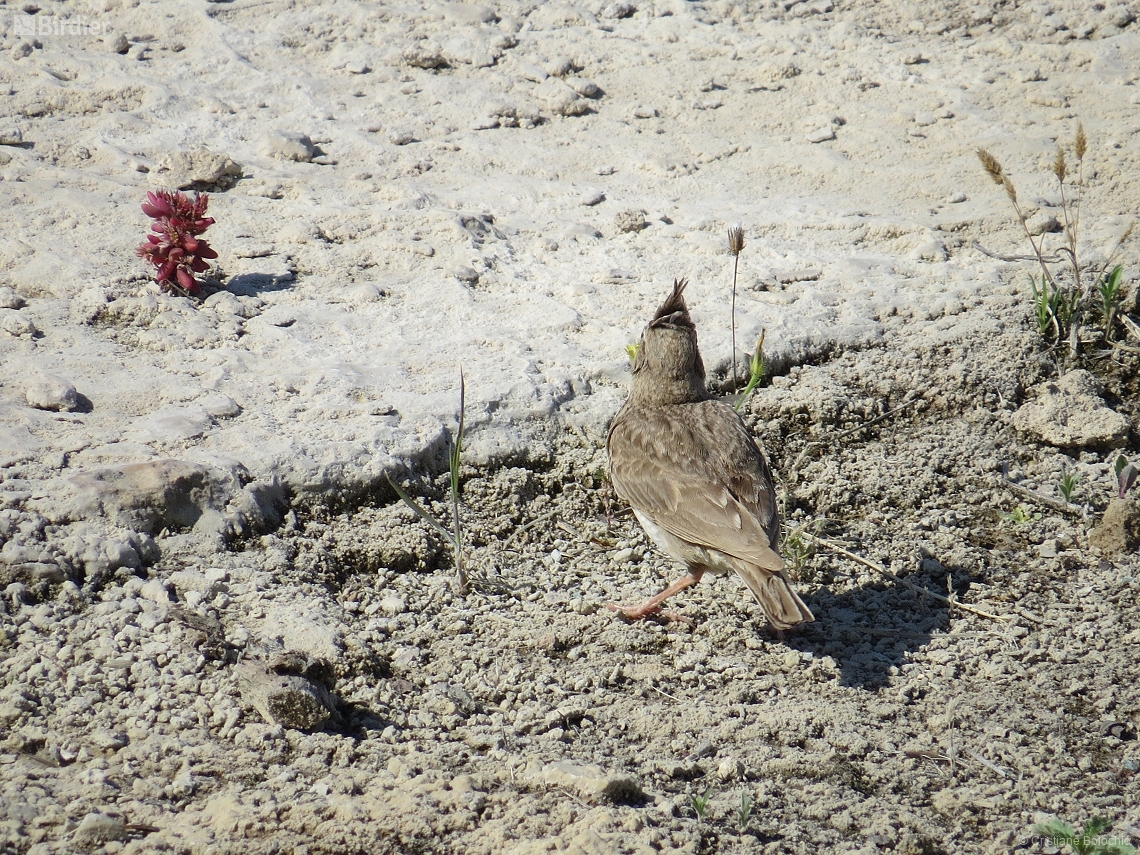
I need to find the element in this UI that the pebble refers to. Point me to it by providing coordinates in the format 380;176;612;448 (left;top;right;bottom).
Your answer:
613;210;647;233
74;812;127;844
0;128;23;146
389;128;416;145
580;188;605;206
25;373;79;412
528;759;643;803
0;287;25;310
806;126;836;143
264;131;316;162
450;265;480;283
0;309;37;337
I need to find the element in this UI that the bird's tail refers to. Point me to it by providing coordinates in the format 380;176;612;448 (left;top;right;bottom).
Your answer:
737;566;815;630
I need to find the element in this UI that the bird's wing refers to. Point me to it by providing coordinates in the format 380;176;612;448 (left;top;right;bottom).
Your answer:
608;401;783;571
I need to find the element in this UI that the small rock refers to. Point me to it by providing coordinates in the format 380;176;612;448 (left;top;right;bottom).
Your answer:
0;310;36;337
806;126;836;143
570;598;596;615
1089;498;1140;554
717;757;743;780
264;131;316;162
536;78;589;116
152;147;242;188
403;44;447;69
74;812;127;844
566;77;600;98
580;188;605;206
633;105;658;119
450;265;480;283
106;33;130;54
379;595;407;615
0;128;23;146
11;41;33;61
1012;370;1129;448
532;760;643;803
25;374;78;412
914;111;937;126
0;286;26;308
602;2;636;18
1026;212;1062;235
237;660;337;731
388;128;416;145
614;210;647;233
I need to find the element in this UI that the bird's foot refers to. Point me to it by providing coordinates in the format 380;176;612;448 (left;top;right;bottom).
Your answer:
604;602;692;625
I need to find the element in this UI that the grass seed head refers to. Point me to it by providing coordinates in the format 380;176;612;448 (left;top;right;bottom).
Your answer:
1075;123;1087;161
1052;146;1067;182
977;148;1005;184
728;223;745;256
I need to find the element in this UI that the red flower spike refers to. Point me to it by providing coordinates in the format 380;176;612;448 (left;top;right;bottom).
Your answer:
137;189;217;295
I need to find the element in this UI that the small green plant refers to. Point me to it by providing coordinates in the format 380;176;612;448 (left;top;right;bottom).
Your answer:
386;369;468;595
727;223;746;391
736;789;753;830
1031;816;1136;855
1096;264;1125;341
1030;273;1079;342
689;789;711;822
625;342;640;364
978;125;1134;357
733;330;766;412
1115;454;1137;499
783;522;819;579
1058;467;1079;504
1004;505;1041;524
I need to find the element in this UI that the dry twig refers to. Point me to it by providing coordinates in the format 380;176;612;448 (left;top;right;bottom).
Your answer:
800;532;1014;623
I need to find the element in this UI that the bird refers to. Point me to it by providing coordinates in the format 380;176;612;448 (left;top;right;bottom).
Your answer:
605;277;814;631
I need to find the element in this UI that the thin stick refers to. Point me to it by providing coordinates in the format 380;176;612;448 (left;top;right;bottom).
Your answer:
451;369;467;596
800;532;1014;623
999;476;1083;517
971;241;1063;264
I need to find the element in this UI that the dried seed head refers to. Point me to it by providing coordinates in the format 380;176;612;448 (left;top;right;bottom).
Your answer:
1002;175;1018;205
727;224;745;256
1052;146;1067;182
977;148;1005;185
1075;123;1087;161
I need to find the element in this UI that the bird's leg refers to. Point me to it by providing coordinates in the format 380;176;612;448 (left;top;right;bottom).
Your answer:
605;569;705;623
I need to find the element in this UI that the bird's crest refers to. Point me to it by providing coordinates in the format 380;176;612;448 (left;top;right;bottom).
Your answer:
649;278;694;330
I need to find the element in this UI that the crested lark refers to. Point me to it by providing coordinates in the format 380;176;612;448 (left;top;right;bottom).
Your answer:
606;278;814;630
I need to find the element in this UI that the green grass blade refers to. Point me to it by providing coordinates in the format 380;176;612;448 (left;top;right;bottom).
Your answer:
385;473;457;549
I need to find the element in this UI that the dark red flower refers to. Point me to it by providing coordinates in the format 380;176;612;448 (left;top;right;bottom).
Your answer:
136;190;218;296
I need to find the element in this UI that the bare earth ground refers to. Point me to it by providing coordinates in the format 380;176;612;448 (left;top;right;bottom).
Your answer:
2;0;1140;853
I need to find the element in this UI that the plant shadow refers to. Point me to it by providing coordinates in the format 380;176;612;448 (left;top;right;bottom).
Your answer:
227;272;295;296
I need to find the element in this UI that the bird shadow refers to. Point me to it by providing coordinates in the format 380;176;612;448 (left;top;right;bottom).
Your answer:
781;564;981;689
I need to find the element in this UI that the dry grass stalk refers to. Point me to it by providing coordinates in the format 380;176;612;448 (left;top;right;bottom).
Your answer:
800;531;1014;623
727;224;746;390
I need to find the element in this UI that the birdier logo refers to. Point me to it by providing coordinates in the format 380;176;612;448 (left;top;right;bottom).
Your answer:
12;15;111;37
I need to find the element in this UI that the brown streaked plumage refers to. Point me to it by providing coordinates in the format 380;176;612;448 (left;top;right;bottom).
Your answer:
606;277;814;631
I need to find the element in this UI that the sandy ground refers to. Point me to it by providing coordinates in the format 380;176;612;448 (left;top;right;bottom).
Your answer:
2;0;1140;852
